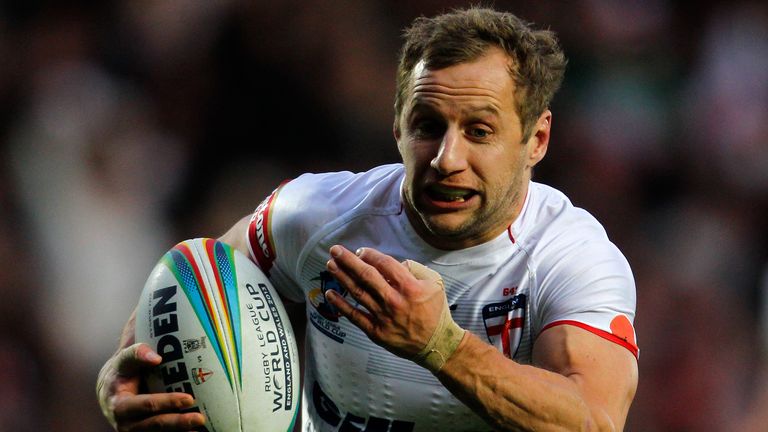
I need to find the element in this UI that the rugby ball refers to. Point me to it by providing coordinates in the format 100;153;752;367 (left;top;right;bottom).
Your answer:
135;238;300;432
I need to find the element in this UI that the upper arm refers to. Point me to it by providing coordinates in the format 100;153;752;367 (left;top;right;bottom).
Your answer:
533;324;638;431
218;214;252;257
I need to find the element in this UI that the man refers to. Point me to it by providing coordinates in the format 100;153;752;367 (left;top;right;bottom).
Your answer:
98;7;638;431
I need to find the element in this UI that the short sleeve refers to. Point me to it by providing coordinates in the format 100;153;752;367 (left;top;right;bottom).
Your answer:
245;180;306;303
534;232;638;359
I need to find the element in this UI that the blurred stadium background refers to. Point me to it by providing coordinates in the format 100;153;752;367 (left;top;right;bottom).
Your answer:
0;1;766;431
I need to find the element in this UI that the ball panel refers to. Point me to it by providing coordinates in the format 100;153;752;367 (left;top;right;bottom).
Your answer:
235;251;300;431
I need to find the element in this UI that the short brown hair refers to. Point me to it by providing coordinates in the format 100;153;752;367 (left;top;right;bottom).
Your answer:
395;7;567;141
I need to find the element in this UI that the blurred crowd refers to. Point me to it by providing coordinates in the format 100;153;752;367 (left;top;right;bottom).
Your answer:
0;1;766;431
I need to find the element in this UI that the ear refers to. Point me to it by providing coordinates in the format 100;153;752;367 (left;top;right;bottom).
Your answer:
526;110;551;168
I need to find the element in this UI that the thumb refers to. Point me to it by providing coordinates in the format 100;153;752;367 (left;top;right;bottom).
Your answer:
114;343;163;376
97;343;162;428
403;260;444;291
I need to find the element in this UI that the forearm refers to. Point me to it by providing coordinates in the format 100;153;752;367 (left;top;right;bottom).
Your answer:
435;332;612;432
324;247;633;430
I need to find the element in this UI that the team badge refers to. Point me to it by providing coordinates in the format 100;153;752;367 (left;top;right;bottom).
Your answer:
482;295;526;358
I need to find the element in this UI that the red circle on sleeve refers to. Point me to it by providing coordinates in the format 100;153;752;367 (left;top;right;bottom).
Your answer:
610;314;637;348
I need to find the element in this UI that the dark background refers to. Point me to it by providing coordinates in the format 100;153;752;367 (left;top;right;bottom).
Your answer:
1;1;766;430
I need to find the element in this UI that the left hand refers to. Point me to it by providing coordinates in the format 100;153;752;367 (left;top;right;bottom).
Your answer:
324;245;447;359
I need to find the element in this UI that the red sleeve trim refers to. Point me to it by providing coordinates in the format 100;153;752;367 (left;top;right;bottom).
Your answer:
247;180;290;275
541;320;639;360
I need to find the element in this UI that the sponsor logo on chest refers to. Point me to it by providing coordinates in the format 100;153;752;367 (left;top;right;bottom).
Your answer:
308;271;349;343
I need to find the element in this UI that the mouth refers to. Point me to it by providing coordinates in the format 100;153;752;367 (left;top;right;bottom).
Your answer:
424;183;478;204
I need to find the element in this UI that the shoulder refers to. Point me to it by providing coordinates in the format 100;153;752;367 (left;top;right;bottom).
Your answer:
517;182;623;265
275;163;404;224
280;163;403;208
520;182;607;237
246;163;404;276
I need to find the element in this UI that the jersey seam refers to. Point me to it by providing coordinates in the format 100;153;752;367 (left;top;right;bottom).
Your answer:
512;240;538;356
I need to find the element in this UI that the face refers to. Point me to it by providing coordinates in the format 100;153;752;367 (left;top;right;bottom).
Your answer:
395;47;551;250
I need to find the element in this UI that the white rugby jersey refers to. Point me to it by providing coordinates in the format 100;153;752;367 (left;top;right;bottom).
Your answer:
246;163;637;432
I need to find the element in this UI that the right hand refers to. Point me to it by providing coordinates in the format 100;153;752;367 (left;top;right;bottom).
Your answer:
96;343;206;431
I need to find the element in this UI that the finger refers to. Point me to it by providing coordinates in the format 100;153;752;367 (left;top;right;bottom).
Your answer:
114;343;163;376
120;411;206;432
325;289;375;335
114;392;197;421
355;247;414;289
328;245;390;303
326;257;380;314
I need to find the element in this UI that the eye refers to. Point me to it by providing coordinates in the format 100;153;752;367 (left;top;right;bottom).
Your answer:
412;119;444;139
467;126;492;140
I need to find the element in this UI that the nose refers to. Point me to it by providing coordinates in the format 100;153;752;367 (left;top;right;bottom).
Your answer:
430;127;468;175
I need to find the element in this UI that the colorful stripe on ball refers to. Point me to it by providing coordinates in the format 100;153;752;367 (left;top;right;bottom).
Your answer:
162;239;243;390
207;239;243;388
